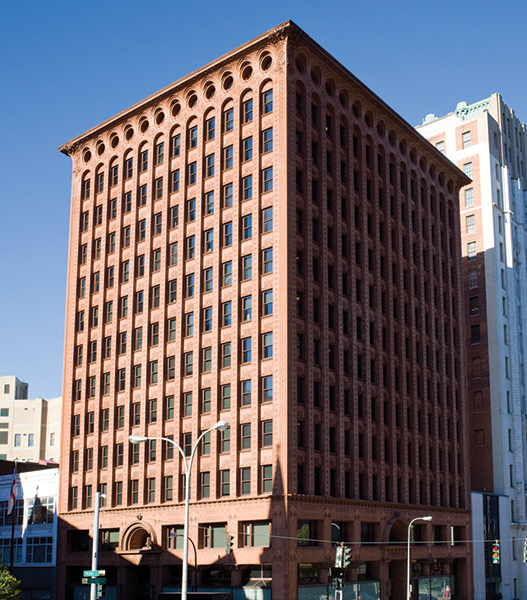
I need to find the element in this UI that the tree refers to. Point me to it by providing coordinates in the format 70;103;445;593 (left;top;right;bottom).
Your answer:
0;564;20;600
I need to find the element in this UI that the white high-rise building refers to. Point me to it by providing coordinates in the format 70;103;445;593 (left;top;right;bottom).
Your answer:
0;376;61;463
418;94;527;600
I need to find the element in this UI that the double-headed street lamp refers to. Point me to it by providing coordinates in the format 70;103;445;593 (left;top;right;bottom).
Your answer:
129;419;229;600
406;516;432;600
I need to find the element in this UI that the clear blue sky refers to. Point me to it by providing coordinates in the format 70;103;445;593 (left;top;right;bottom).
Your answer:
1;0;525;398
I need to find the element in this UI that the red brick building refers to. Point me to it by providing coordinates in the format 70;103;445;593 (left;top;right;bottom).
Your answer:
58;21;473;600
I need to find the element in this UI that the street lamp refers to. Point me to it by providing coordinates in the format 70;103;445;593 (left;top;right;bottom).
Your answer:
129;419;229;600
407;516;432;600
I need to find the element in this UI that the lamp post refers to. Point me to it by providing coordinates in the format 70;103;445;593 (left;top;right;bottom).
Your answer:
406;516;432;600
90;492;106;600
129;419;229;600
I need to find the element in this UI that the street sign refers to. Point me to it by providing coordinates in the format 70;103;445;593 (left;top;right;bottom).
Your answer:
82;577;107;584
84;570;106;577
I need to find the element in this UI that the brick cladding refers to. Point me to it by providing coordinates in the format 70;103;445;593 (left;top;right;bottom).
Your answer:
58;21;473;600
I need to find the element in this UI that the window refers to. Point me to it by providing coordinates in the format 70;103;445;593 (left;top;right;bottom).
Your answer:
134;365;142;388
471;324;481;344
186;274;195;297
92;271;100;293
224;145;233;169
242;296;252;321
205;154;215;177
204;229;214;253
242;175;252;200
262;421;273;446
262;128;273;153
205;191;214;215
223;261;232;286
469;296;479;315
262;207;273;233
262;290;273;316
243;137;253;161
464;162;473;178
262;375;273;402
122;261;130;282
262;167;273;192
465;188;474;207
435;141;445;153
82;177;91;199
139;184;147;207
151;285;160;308
111;165;118;186
26;537;53;564
241;423;251;451
243;98;253;123
241;337;252;363
240;467;251;494
184;352;193;376
206;116;215;141
221;429;230;453
242;214;252;240
168;318;176;342
466;215;475;234
171;133;181;157
202;267;213;293
185;313;194;336
262;248;273;273
242;255;252;280
149;360;158;384
189;125;198;149
223;222;233;246
134;327;143;350
224;107;234;131
462;131;471;149
262;332;273;358
108;231;116;252
201;472;210;498
171;169;180;193
242;522;270;547
202;347;212;372
468;270;478;289
261;465;272;492
183;392;193;417
169;242;178;266
202;523;227;548
130;480;139;504
153;212;162;235
140;149;148;172
263;89;273;114
202;388;211;414
241;380;251;406
182;433;192;457
14;434;21;447
165;279;175;304
186;235;195;259
223;183;233;208
222;301;232;326
468;241;477;260
222;342;231;368
203;307;213;332
188;162;197;184
155;141;164;165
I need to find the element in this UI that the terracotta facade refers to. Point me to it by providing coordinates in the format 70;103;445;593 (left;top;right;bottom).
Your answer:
58;21;473;600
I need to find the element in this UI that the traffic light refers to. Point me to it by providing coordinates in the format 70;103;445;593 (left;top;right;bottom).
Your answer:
96;583;106;598
225;534;234;554
334;545;343;568
342;546;352;568
491;540;500;564
523;538;527;562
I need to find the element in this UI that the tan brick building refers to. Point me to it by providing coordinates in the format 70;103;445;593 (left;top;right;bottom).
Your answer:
58;21;473;600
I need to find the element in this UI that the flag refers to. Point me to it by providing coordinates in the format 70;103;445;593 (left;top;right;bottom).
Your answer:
7;468;17;516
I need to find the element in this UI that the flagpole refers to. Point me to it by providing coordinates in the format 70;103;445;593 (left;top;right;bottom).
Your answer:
9;461;17;573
